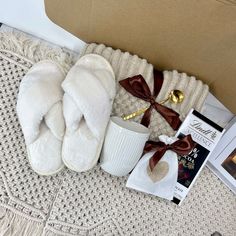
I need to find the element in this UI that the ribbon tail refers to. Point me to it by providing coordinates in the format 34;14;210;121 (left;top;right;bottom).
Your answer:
141;106;153;127
149;147;166;171
154;104;182;130
144;140;164;152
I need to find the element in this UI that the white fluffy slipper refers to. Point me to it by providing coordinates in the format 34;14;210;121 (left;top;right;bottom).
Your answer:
62;54;116;172
17;60;65;175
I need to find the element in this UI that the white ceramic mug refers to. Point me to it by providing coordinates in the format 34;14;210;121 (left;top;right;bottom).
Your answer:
100;116;150;176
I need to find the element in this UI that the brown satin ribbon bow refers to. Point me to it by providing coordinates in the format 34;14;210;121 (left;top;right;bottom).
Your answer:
119;70;182;130
144;135;195;171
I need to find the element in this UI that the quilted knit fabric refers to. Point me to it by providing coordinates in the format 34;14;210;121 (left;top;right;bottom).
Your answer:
0;30;235;236
80;44;209;140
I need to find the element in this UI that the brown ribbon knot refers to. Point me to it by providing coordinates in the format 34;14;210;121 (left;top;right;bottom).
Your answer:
144;135;195;171
119;70;182;130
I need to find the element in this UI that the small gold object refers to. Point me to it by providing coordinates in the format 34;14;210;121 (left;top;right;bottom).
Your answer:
122;90;184;121
232;155;236;164
123;107;148;121
160;89;184;105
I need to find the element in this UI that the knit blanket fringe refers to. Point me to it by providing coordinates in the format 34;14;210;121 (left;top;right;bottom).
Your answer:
0;30;75;73
0;206;44;236
0;29;75;236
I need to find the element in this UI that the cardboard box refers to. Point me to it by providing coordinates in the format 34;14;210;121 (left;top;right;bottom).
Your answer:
45;0;236;114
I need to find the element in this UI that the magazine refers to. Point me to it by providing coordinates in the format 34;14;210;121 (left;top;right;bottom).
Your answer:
207;116;236;194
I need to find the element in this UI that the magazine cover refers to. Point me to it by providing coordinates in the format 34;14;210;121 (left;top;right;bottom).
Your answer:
207;117;236;194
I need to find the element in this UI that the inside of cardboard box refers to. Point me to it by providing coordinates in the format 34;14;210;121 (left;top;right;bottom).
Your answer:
44;0;236;114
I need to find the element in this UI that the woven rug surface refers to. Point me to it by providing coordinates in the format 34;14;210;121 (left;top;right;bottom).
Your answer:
0;30;235;236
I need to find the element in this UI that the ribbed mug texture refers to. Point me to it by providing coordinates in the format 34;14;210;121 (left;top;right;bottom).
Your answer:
101;117;150;176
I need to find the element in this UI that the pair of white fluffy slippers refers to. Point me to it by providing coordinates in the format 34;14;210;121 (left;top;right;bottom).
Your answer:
17;54;116;175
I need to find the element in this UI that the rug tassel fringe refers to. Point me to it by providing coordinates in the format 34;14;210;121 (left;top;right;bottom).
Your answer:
0;206;44;236
0;30;75;72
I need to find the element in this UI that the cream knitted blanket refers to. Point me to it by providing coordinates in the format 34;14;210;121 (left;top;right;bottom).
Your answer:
0;30;235;236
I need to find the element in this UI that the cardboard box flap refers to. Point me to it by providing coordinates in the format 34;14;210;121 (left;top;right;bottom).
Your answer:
45;0;236;114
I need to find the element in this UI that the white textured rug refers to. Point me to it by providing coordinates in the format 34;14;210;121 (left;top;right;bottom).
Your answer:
0;29;235;236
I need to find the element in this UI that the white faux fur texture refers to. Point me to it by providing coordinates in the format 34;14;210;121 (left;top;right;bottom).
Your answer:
62;54;116;172
17;60;66;175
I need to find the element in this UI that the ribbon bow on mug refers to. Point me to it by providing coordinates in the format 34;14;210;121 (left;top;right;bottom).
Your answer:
144;135;196;171
119;70;182;130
